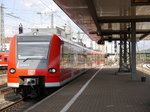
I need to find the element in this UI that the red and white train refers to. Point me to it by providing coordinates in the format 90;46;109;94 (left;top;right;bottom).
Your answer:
0;52;9;70
7;32;105;97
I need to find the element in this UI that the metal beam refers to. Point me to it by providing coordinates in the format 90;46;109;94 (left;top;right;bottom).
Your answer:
119;35;123;72
90;30;150;35
103;38;122;41
139;33;150;40
98;15;150;23
86;0;102;36
137;53;150;54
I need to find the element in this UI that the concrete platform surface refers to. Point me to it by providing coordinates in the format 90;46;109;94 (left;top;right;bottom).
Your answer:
26;67;150;112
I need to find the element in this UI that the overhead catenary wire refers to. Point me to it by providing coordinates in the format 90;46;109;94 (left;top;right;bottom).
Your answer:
5;13;39;25
3;0;44;25
39;0;53;11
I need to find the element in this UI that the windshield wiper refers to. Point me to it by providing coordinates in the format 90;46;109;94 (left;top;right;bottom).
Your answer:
23;58;37;62
23;58;30;62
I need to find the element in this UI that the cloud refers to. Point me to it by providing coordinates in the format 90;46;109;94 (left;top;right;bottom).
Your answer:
21;0;44;9
25;2;33;8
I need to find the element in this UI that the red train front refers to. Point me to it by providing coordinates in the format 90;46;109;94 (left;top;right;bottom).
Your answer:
7;32;105;98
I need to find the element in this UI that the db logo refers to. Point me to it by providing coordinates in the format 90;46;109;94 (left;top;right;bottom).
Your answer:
28;70;36;75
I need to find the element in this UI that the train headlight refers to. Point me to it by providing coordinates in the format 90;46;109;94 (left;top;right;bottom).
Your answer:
9;68;16;74
33;32;37;36
48;68;56;73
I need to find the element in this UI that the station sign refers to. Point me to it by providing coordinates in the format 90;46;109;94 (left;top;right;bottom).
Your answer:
131;0;150;5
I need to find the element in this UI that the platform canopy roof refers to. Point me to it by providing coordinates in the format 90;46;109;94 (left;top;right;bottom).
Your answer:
53;0;150;42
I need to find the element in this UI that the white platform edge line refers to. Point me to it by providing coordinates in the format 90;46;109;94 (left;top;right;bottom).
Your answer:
60;67;103;112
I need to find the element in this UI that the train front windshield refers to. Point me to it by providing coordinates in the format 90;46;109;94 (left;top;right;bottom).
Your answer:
17;36;51;60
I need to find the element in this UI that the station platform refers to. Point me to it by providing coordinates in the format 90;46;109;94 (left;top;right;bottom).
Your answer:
26;66;150;112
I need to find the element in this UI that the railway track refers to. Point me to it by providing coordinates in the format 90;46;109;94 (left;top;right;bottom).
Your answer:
0;95;48;112
0;83;7;88
146;64;150;69
0;87;60;112
0;99;24;112
0;83;22;112
140;64;150;72
0;83;13;95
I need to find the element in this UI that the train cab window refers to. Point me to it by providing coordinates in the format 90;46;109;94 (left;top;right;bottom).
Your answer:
0;55;2;59
4;57;8;62
17;36;51;60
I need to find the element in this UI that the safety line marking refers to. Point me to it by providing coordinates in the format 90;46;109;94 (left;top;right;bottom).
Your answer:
60;67;103;112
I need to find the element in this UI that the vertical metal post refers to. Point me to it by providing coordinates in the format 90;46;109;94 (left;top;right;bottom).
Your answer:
119;35;123;70
128;33;131;71
0;4;4;51
131;22;137;80
124;35;127;63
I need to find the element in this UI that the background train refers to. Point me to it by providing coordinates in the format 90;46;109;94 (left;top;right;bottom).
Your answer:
0;52;9;70
7;32;105;98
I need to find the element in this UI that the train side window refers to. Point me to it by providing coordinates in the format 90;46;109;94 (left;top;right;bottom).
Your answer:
0;55;2;59
4;57;8;62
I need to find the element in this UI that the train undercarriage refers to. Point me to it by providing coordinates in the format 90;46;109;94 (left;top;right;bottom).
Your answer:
16;76;46;99
15;85;46;99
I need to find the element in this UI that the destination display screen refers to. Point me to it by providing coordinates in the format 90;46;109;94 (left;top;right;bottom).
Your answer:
17;36;51;42
131;0;150;5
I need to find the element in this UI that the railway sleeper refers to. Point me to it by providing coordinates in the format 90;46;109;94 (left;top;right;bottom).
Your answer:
0;87;13;95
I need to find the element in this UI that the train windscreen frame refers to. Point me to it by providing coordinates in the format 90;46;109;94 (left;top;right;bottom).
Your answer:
17;36;51;60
